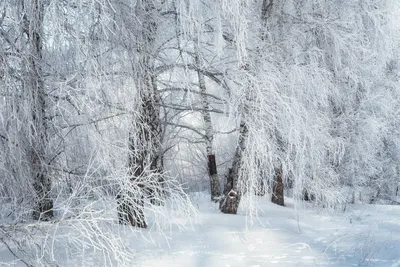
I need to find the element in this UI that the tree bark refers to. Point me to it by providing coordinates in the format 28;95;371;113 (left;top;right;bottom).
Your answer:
195;52;221;202
117;190;147;228
22;0;53;220
261;0;274;40
255;177;266;196
220;121;248;214
148;76;165;206
117;0;161;227
271;166;284;206
302;188;315;201
255;160;266;196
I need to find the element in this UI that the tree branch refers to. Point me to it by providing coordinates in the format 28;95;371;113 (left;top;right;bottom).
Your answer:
163;121;206;138
158;103;225;114
60;113;126;129
159;87;226;103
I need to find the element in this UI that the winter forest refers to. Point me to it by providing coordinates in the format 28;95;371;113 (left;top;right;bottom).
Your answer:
1;0;400;266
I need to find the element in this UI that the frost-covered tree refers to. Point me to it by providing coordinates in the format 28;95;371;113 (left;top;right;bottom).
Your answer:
0;0;54;220
216;0;400;215
0;0;197;265
1;0;400;264
111;0;162;228
257;0;400;206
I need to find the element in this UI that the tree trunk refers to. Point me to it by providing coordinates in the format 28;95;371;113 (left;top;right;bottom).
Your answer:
208;154;220;201
219;168;239;214
220;121;248;214
255;177;266;196
23;0;53;220
271;166;284;206
149;151;165;206
117;0;161;227
260;0;284;207
302;188;315;201
255;160;266;196
195;52;221;202
149;75;165;206
117;191;147;228
261;0;274;40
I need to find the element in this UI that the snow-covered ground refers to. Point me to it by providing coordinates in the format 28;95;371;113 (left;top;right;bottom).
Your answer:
1;193;399;266
133;193;400;267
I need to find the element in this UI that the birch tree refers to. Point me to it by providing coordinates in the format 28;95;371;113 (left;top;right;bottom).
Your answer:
193;46;222;201
219;121;247;213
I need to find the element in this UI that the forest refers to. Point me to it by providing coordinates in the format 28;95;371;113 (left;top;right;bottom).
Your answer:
1;0;400;266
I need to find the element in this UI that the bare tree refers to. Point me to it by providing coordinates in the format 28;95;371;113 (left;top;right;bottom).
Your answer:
22;0;53;220
116;0;163;228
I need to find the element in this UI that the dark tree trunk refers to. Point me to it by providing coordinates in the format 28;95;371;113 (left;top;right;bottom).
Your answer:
149;153;165;206
271;166;284;206
260;0;274;41
303;188;310;201
220;122;248;214
208;154;221;201
219;168;240;214
255;162;266;196
302;188;315;201
116;0;161;227
117;192;147;228
23;0;53;220
117;129;152;228
255;178;266;196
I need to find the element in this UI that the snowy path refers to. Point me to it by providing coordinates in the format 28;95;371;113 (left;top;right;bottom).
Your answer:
133;194;400;267
1;194;399;266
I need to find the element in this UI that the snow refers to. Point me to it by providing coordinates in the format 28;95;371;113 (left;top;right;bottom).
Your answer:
1;193;400;266
131;193;400;267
